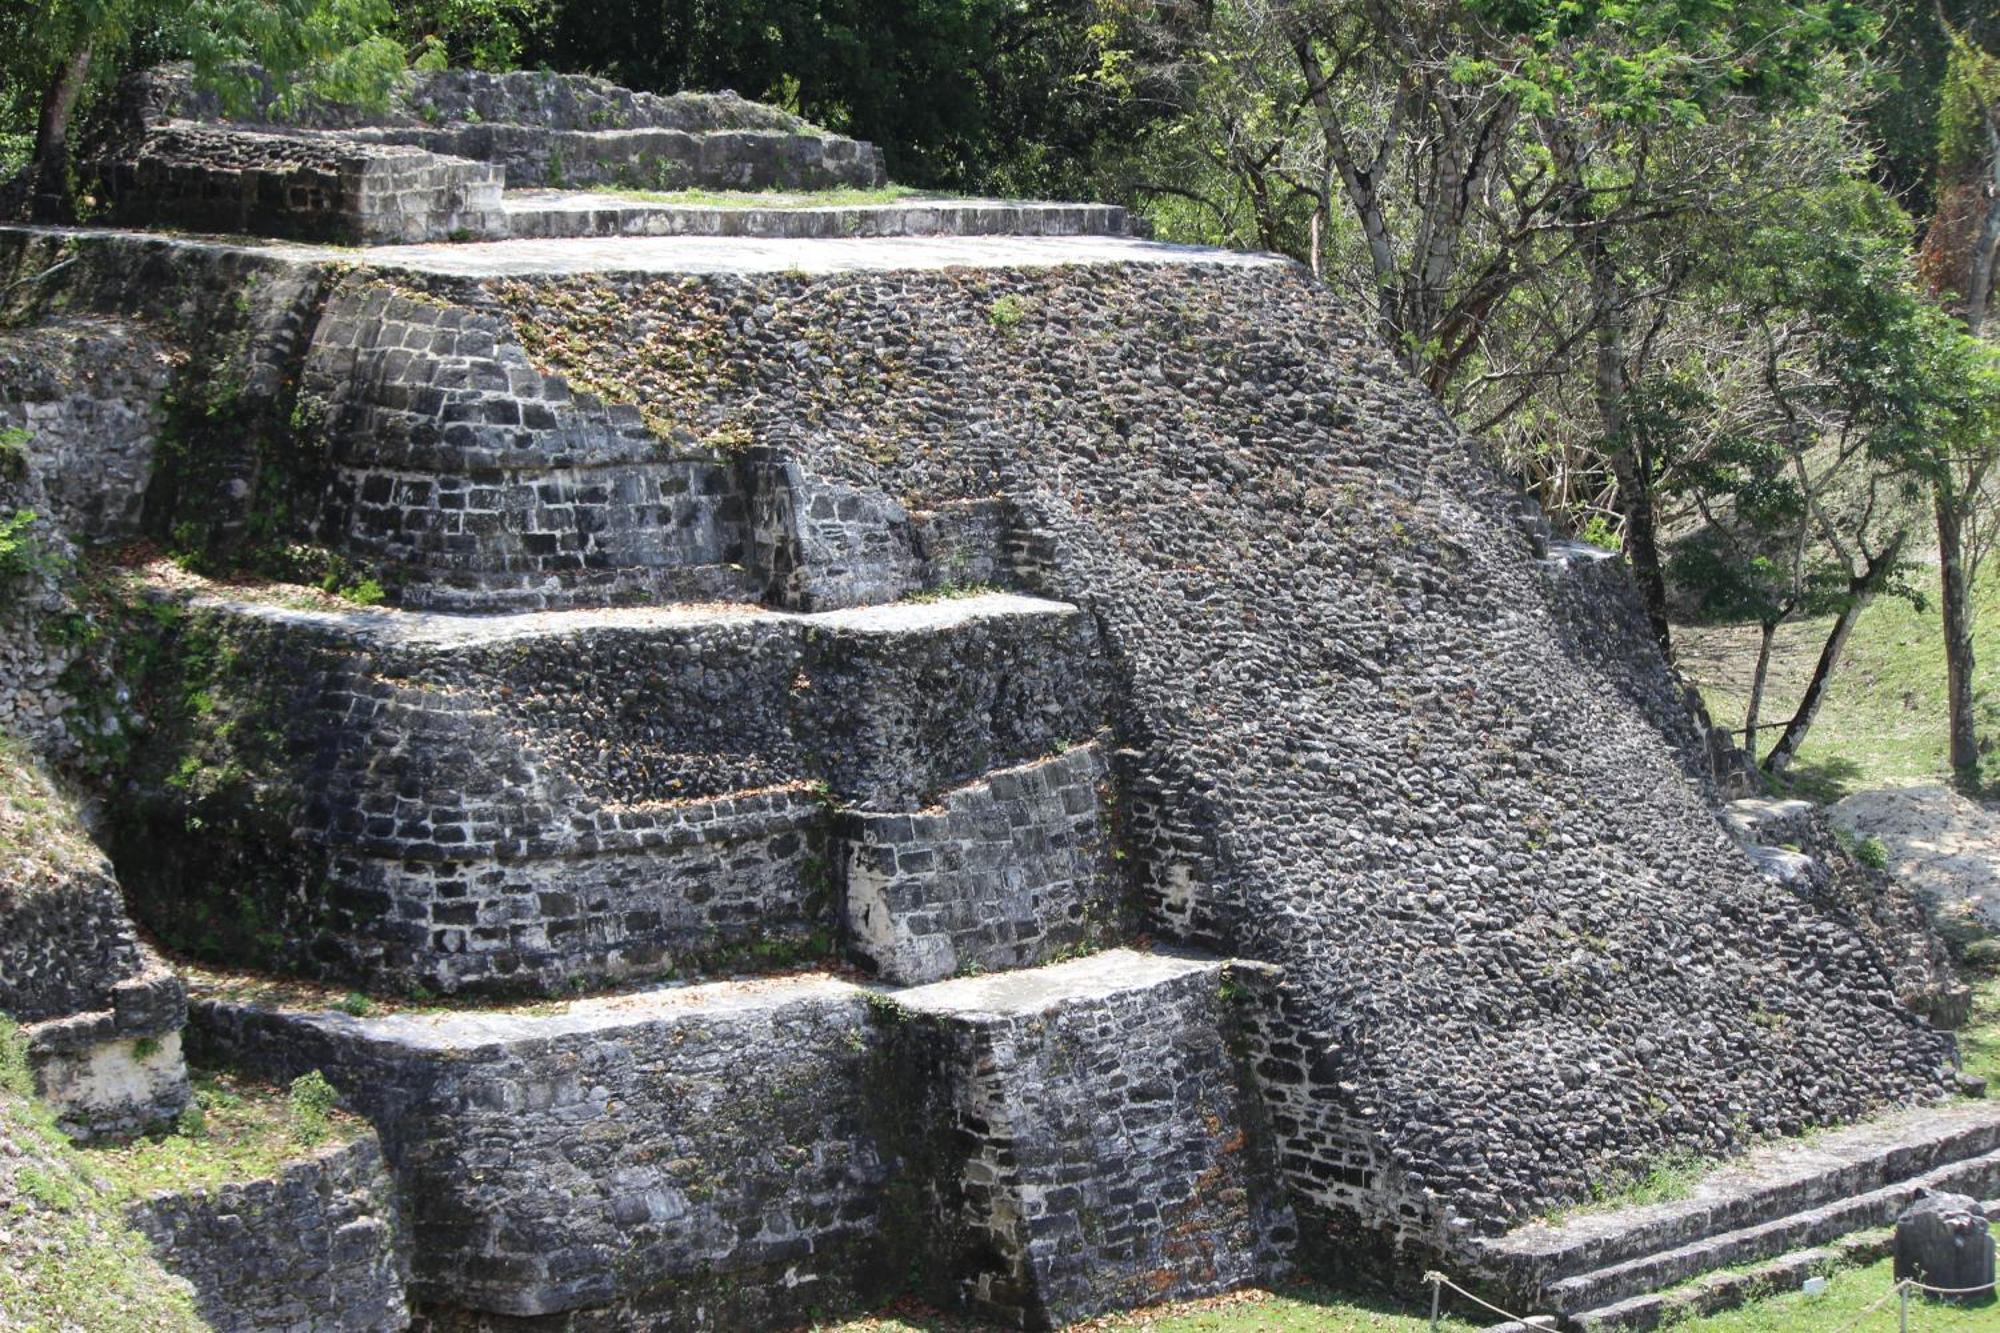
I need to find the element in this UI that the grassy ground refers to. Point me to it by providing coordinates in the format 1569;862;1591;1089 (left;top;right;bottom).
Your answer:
822;1248;2000;1331
1674;565;2000;799
0;1021;206;1331
78;1067;369;1200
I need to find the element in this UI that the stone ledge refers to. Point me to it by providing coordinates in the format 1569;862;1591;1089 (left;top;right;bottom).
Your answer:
189;948;1289;1328
193;587;1082;648
503;193;1131;241
1542;1148;2000;1314
891;945;1215;1019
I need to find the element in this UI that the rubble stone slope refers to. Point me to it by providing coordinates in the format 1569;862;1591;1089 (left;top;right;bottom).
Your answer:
494;259;1961;1234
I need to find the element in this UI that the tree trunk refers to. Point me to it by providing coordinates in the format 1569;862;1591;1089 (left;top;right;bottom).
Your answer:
1763;534;1907;775
1935;486;1981;782
1744;619;1777;765
30;44;92;222
1761;604;1863;776
1964;102;2000;337
1588;227;1671;653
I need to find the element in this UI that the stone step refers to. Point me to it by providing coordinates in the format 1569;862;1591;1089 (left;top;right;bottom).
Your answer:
1538;1148;2000;1314
502;192;1132;241
1467;1098;2000;1303
187;947;1291;1329
1564;1227;1893;1331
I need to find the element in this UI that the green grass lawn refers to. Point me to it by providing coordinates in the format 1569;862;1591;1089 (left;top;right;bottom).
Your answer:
824;1250;1998;1331
1675;565;2000;799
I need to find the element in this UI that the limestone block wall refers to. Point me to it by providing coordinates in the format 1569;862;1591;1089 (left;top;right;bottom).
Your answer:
192;978;892;1326
21;959;190;1141
304;276;758;610
839;743;1122;984
485;257;1960;1243
318;786;829;994
361;123;887;192
127;1131;411;1332
881;952;1295;1327
0;316;168;543
88;127;507;245
115;593;1107;993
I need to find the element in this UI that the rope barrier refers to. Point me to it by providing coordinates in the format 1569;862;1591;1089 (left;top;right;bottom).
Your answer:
1420;1271;1556;1330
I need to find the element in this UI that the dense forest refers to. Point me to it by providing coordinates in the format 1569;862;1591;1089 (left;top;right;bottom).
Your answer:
3;0;1998;786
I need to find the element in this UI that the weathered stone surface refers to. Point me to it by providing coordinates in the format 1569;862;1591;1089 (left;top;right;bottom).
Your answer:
840;742;1123;984
112;592;1107;995
0;220;1970;1302
128;1130;412;1331
190;947;1284;1329
88;127;507;245
94;65;885;243
1894;1193;1995;1304
1473;1099;2000;1305
881;950;1295;1327
461;254;1957;1243
191;975;896;1325
0;751;189;1139
503;194;1131;241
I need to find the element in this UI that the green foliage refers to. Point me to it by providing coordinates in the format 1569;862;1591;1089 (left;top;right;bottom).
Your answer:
1936;31;2000;176
986;294;1029;333
334;991;373;1017
0;507;60;589
0;0;407;149
393;0;546;72
523;0;1178;193
0;1012;31;1098
286;1069;338;1145
0;425;29;481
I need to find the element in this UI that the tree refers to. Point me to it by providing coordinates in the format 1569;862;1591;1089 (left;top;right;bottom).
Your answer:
1110;1;1880;653
1911;29;2000;785
2;0;403;219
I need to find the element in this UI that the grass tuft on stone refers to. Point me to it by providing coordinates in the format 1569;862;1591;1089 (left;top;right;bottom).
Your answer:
77;1068;368;1201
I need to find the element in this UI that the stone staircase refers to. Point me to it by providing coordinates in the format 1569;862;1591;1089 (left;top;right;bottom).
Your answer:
1462;1100;2000;1330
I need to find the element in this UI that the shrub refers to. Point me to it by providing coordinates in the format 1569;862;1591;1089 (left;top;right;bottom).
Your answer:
287;1070;338;1145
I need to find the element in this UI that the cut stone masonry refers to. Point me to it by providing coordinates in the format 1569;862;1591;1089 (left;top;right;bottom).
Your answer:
0;162;1981;1331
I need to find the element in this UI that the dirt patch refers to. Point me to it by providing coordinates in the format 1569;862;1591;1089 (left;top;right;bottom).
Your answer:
1830;785;2000;930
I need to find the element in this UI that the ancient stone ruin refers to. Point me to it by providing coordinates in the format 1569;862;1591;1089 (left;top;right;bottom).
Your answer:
2;68;1997;1332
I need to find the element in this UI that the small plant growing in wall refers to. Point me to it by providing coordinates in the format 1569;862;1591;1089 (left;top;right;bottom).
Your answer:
287;1070;339;1146
987;294;1030;335
0;425;29;481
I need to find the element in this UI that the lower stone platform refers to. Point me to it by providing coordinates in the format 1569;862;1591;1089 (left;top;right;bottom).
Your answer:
117;590;1109;996
186;948;1291;1329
